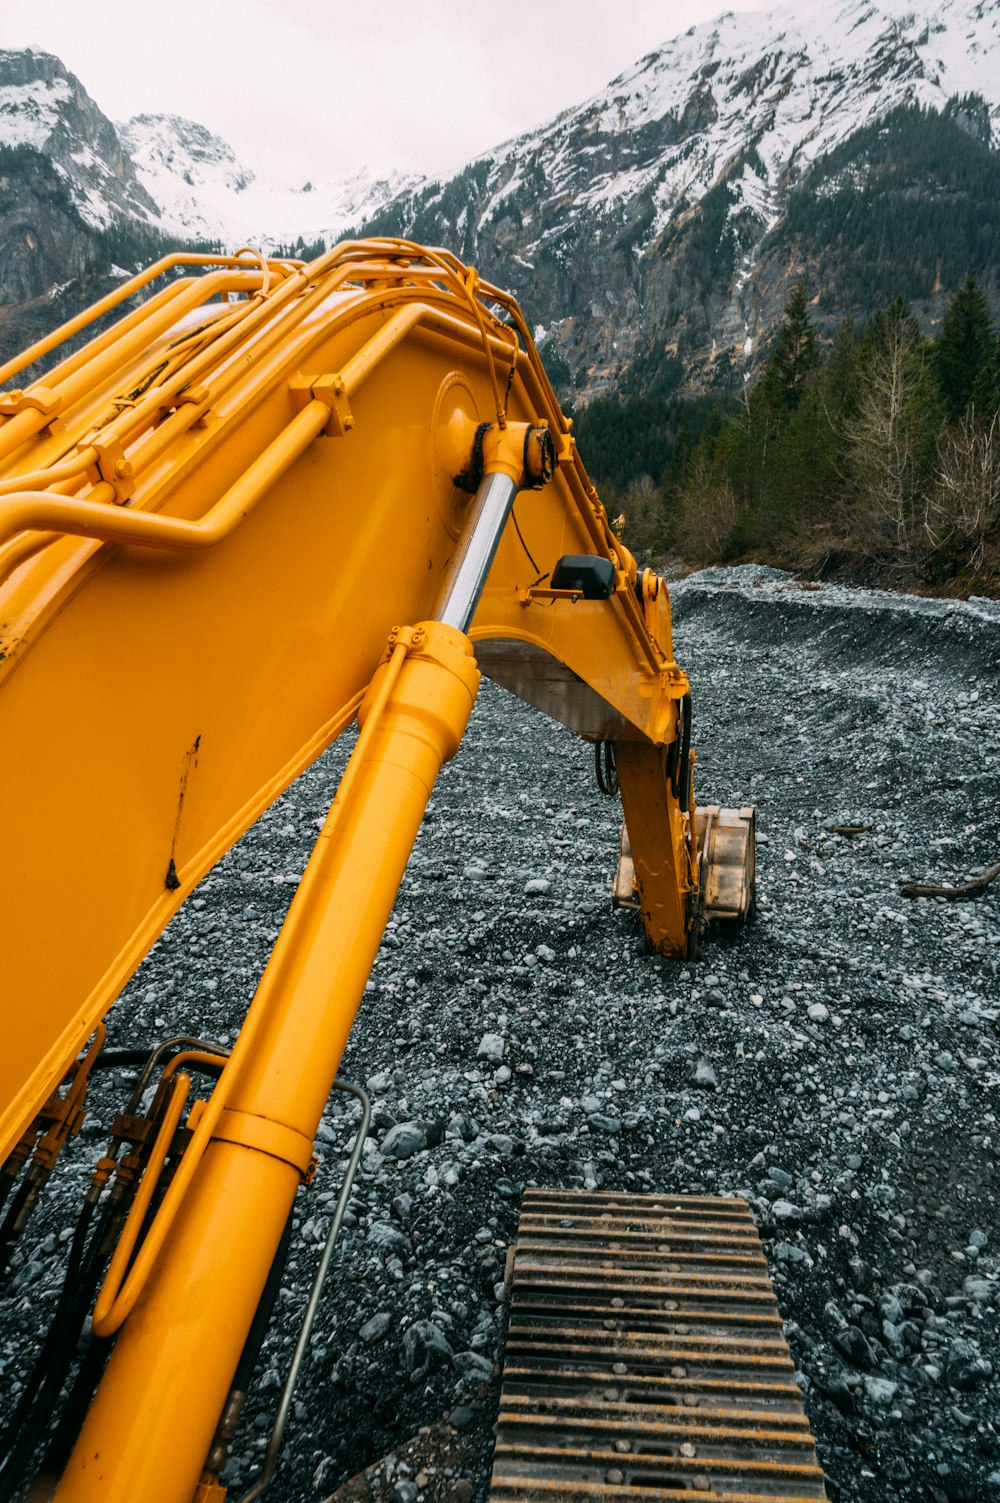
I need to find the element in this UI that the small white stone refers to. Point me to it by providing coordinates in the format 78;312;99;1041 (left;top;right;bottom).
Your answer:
477;1033;506;1064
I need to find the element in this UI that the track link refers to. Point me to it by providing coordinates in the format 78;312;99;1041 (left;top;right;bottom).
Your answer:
489;1188;827;1501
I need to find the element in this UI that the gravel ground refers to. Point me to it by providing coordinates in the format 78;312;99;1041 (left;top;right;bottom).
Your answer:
2;565;999;1503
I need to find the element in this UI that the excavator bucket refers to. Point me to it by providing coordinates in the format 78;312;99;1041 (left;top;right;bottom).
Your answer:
615;806;756;929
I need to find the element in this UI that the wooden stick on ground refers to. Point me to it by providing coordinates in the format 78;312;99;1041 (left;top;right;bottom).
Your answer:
899;858;1000;901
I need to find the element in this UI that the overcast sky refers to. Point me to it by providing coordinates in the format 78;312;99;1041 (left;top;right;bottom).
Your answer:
4;0;765;186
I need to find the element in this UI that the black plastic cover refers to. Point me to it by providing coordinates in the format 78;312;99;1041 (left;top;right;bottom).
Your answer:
550;554;616;599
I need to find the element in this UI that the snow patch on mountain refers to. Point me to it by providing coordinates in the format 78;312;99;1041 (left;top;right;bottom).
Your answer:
448;0;1000;259
0;51;423;250
119;113;424;248
0;73;73;151
0;48;157;229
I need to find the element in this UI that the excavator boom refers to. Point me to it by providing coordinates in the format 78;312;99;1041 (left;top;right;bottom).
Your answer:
0;240;757;1501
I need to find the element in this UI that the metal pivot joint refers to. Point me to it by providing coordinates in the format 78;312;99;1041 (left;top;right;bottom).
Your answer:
436;422;554;634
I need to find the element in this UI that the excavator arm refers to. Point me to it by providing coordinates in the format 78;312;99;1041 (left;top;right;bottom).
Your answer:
0;241;755;1502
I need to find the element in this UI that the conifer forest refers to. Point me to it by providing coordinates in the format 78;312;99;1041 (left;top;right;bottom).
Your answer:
577;278;1000;594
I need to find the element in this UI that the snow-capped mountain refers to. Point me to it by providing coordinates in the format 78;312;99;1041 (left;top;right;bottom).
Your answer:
0;50;421;250
480;0;999;252
118;113;419;249
2;0;999;391
0;48;158;228
356;0;1000;387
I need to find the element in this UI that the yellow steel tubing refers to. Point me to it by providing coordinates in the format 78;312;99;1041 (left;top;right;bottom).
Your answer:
0;271;267;465
78;644;410;1346
1;279;206;400
0;252;297;390
0;302;513;574
56;622;480;1503
91;1073;190;1335
288;238;516;420
0;397;332;554
0;449;98;498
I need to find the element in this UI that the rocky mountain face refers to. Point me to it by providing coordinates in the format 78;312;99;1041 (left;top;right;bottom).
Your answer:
357;0;1000;392
0;49;425;367
0;48;157;229
2;0;1000;394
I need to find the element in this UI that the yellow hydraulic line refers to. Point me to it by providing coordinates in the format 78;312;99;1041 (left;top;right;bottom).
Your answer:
0;529;61;587
3;253;497;495
57;622;481;1503
0;279;196;400
293;238;516;419
0;450;98;497
0;272;266;466
0;314;510;607
0;302;509;580
43;272;262;408
83;645;409;1342
36;259;298;407
2;297;514;549
97;289;500;498
62;255;360;458
0;396;332;555
91;1073;190;1336
90;1048;226;1335
0;252;297;389
350;239;517;422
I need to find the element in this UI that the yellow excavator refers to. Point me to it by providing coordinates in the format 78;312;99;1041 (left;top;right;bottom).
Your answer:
0;241;823;1502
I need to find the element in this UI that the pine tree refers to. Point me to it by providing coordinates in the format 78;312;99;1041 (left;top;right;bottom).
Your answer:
934;277;995;421
761;282;820;416
971;332;1000;422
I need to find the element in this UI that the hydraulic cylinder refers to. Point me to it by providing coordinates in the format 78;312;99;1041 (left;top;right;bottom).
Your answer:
56;622;479;1503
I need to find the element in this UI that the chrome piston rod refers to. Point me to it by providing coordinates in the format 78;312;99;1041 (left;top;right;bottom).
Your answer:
435;470;520;633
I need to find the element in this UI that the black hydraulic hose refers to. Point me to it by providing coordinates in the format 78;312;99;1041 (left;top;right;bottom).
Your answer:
594;740;618;797
0;1037;229;1497
0;1161;25;1217
675;693;693;813
38;1334;114;1478
91;1047;160;1070
0;1197;97;1501
235;1210;296;1394
0;1120;153;1496
201;1209;296;1478
0;1176;36;1280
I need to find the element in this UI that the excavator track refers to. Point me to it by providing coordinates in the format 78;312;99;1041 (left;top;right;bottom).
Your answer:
490;1189;827;1502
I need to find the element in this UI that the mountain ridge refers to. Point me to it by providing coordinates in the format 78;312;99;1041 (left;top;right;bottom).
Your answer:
2;0;999;394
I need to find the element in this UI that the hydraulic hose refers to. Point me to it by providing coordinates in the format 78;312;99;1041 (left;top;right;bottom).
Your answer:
674;693;693;813
0;1198;98;1502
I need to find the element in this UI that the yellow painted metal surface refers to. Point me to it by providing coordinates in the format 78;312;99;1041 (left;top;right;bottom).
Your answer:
57;620;480;1503
0;241;694;1171
0;241;711;1500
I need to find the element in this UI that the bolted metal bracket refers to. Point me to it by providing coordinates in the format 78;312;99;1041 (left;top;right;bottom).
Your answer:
0;384;61;421
88;438;135;504
289;373;354;437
